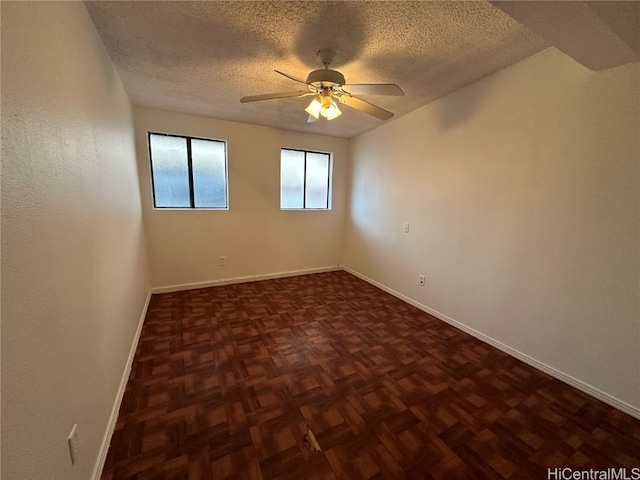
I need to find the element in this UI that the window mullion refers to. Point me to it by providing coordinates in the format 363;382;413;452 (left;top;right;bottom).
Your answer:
325;155;331;209
325;154;330;209
302;151;307;208
186;138;195;208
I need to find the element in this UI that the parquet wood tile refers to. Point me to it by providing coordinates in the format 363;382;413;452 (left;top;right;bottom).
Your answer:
101;271;640;479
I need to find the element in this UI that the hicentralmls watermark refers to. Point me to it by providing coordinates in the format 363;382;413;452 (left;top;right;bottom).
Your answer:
547;468;640;480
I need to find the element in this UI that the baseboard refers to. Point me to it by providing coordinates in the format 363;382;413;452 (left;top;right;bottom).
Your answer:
92;290;152;480
343;267;640;421
150;265;343;294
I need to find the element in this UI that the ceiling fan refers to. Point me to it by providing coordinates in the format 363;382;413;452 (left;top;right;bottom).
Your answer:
240;48;404;122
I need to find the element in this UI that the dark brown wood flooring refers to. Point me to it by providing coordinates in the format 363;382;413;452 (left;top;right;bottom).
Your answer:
101;271;640;479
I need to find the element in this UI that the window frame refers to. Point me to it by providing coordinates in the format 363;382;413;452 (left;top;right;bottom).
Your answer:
147;131;229;210
280;147;332;210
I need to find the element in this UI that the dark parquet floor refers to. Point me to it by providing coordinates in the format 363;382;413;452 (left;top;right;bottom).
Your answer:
101;271;640;479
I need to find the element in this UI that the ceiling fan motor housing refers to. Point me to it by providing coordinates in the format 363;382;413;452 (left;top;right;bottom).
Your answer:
306;69;346;87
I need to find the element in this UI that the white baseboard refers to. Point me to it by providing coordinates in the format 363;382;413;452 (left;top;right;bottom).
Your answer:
150;265;343;294
92;290;152;480
343;267;640;421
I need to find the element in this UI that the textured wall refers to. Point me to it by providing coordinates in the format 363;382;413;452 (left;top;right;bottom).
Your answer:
345;48;640;412
1;2;149;479
134;107;349;289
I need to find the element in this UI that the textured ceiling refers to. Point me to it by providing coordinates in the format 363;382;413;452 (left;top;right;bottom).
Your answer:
86;1;549;138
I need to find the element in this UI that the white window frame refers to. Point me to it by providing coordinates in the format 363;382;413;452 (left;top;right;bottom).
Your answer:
280;147;333;210
148;132;229;210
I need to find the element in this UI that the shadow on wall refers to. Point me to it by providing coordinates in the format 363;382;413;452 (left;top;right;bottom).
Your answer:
92;29;121;94
431;76;491;131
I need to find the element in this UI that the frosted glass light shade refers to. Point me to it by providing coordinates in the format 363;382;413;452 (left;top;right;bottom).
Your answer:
305;98;322;119
321;101;341;120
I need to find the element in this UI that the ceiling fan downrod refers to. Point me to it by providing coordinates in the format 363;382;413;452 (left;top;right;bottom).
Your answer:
317;47;337;68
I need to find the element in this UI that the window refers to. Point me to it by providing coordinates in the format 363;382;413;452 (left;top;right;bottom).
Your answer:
280;148;331;209
148;132;228;209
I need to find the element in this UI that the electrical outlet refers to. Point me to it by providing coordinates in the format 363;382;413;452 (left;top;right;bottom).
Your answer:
403;222;410;233
68;424;79;465
219;256;226;266
418;275;425;286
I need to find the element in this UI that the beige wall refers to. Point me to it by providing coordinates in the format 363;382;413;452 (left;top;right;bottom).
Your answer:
345;48;640;412
1;3;150;479
2;5;638;479
133;107;349;289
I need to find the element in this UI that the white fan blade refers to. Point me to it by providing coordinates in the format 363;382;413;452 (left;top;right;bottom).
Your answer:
342;84;404;96
240;91;310;103
274;70;309;85
307;114;318;123
340;95;394;121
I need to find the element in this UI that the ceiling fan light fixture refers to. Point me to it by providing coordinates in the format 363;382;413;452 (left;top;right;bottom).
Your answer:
305;94;342;120
321;98;341;120
305;97;322;119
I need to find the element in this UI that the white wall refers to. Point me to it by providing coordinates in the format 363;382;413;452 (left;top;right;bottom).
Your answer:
133;107;349;289
345;48;640;413
1;3;150;479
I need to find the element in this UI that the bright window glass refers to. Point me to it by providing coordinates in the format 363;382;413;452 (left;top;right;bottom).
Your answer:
280;149;305;209
191;138;227;208
149;135;190;208
305;152;330;209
